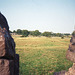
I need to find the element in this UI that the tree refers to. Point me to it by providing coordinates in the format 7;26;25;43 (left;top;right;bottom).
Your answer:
30;30;41;36
52;33;57;36
16;29;22;35
9;30;12;33
13;30;16;33
56;33;62;37
64;33;70;36
29;31;34;35
61;36;64;39
22;30;29;37
42;32;52;37
72;31;75;36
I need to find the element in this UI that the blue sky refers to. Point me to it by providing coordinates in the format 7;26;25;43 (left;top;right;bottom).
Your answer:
0;0;75;33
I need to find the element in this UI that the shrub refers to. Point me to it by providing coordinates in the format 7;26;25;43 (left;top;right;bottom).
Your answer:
61;36;64;39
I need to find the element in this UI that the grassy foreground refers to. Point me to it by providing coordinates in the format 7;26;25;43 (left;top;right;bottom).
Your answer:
13;36;72;75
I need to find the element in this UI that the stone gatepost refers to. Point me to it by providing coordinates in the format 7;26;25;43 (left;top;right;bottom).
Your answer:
0;13;19;75
54;31;75;75
65;31;75;75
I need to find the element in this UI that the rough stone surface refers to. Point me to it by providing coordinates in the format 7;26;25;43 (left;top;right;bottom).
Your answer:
66;35;75;62
0;59;14;75
70;36;75;44
0;13;19;75
0;12;9;32
66;50;75;63
69;43;75;52
65;63;75;75
0;27;15;58
14;54;19;75
54;33;75;75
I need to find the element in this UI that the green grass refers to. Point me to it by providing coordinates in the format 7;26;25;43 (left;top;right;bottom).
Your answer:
13;36;72;75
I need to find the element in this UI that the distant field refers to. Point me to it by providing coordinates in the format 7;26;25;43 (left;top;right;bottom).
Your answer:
13;36;73;75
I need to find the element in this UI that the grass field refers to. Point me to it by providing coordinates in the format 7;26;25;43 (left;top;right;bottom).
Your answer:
13;36;73;75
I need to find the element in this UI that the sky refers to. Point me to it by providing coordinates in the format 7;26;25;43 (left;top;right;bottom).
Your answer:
0;0;75;33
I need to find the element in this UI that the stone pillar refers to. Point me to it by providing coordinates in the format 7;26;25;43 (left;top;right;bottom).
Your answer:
0;13;19;75
65;35;75;75
54;32;75;75
0;59;14;75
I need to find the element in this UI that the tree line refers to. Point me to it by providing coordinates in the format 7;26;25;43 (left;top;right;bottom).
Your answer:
10;29;71;37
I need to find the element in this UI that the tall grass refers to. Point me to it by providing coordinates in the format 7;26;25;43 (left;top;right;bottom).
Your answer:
13;36;72;75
